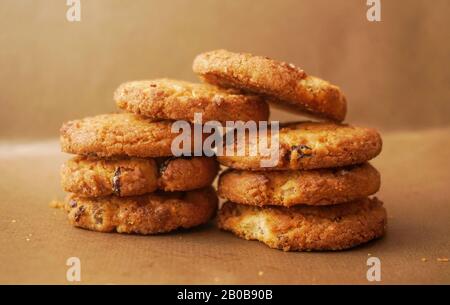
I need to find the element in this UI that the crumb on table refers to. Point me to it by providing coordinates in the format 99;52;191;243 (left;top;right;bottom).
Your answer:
49;199;65;209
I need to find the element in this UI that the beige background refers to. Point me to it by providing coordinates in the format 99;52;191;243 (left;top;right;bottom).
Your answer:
0;0;449;138
0;0;449;284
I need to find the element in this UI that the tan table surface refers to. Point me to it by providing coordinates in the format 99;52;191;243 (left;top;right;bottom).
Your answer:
0;127;449;284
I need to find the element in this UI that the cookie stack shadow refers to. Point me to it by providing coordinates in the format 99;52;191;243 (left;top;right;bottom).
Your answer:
57;49;387;251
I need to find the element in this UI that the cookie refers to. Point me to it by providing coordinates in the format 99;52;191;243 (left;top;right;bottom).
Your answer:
64;187;218;234
61;156;219;197
60;113;207;157
218;198;387;251
217;121;382;170
156;157;219;192
193;49;346;122
218;163;380;207
114;79;270;123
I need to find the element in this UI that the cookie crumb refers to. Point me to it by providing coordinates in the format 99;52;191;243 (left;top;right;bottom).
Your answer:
11;219;16;223
25;237;30;242
258;271;264;276
437;257;449;263
421;258;427;262
49;199;64;209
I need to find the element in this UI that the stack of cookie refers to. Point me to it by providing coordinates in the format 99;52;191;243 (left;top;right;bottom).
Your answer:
57;49;387;250
58;79;269;234
193;50;387;251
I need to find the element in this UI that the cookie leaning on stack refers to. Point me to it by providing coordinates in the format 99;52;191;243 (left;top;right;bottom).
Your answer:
193;49;387;251
58;79;270;234
193;49;346;122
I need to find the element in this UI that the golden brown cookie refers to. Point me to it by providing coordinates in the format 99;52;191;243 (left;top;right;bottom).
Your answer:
114;79;270;123
218;198;387;251
193;49;346;122
218;163;380;207
61;156;219;197
156;157;219;192
60;113;207;158
217;121;382;170
64;187;218;234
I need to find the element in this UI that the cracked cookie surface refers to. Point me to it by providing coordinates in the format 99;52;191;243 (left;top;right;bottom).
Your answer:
115;79;269;123
62;156;219;197
65;187;218;234
218;198;387;251
218;163;380;206
60;113;206;157
193;49;346;122
217;121;382;170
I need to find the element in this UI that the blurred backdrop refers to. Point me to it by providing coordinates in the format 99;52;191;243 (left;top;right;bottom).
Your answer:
0;0;449;139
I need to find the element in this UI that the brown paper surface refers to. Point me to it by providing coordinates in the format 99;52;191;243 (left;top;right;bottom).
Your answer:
1;128;449;284
0;0;449;284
